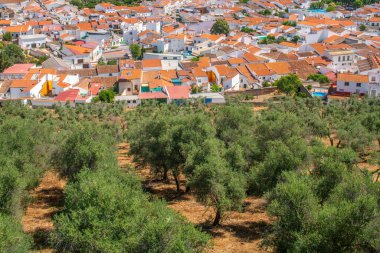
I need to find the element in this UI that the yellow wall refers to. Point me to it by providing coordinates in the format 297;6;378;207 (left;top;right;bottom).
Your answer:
40;80;53;97
207;71;216;83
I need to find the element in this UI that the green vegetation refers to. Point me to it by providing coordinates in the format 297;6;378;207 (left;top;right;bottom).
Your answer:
1;95;380;252
127;97;380;249
0;42;26;72
98;59;117;65
273;74;303;96
70;0;141;9
210;19;230;36
0;214;31;252
130;43;143;60
0;102;209;252
259;35;287;44
282;21;297;27
360;24;366;31
291;35;301;43
326;3;336;11
310;1;325;9
2;32;12;42
93;89;116;103
307;73;330;84
191;56;200;62
33;55;49;66
210;83;220;92
241;27;255;33
258;9;271;15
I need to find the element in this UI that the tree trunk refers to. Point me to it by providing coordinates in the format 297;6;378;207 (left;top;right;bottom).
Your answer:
377;138;380;149
329;136;334;146
162;167;169;182
173;171;180;193
185;185;190;193
212;209;221;226
336;140;341;148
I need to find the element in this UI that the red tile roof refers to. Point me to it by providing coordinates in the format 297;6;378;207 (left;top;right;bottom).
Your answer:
2;64;35;74
138;92;167;100
54;89;79;102
165;85;191;99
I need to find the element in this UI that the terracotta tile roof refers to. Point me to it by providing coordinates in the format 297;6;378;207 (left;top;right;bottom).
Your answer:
10;79;37;88
96;65;119;75
149;78;172;89
2;64;35;74
120;69;142;80
288;60;318;80
279;41;300;48
200;33;224;42
3;25;30;33
138;92;167;100
227;57;247;65
165;85;191;99
337;73;369;83
246;63;272;76
54;89;79;102
58;69;97;77
90;76;118;89
0;20;11;26
142;70;159;83
192;67;207;77
142;59;161;69
236;65;256;82
64;44;92;55
0;80;11;94
265;62;291;75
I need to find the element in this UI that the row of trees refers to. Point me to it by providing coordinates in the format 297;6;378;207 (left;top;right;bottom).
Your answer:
127;97;380;251
0;102;209;252
0;103;64;252
1;97;379;252
52;122;209;252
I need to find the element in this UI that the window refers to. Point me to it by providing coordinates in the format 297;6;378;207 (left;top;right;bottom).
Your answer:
338;56;341;62
357;83;361;87
127;88;131;91
371;76;376;82
342;56;345;61
133;100;136;103
344;82;349;86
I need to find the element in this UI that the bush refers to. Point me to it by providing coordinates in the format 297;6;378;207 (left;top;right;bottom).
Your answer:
0;214;31;253
51;169;209;252
55;124;117;180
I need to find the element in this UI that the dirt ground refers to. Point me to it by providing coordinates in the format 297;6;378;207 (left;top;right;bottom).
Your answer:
117;143;272;253
22;171;66;252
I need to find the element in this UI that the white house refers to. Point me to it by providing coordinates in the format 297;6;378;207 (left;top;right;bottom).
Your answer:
18;34;47;49
325;49;356;72
61;42;102;69
335;73;380;97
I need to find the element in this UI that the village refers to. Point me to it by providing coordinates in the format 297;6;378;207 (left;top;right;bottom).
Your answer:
1;0;380;106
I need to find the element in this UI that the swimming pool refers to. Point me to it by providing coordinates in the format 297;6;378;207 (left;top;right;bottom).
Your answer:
309;9;326;13
312;92;327;97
